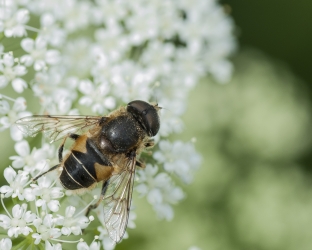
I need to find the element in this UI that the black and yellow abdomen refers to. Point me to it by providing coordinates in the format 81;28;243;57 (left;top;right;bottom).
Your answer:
60;135;113;190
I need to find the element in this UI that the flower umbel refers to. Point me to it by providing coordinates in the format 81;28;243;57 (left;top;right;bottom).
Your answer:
0;0;236;249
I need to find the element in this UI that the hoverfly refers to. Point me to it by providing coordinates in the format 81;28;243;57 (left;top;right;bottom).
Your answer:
15;100;161;243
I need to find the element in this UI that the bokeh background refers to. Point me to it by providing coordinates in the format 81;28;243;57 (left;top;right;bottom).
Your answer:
1;1;312;250
124;1;312;250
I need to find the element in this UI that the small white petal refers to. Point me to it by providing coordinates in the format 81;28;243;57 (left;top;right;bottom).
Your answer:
0;214;11;229
103;96;116;109
21;38;34;53
14;140;30;156
65;206;76;217
50;187;63;199
10;156;24;169
77;216;89;229
16;9;29;23
147;188;162;205
35;37;47;50
77;242;89;250
0;185;12;195
49;228;62;238
24;211;36;223
32;233;42;244
3;54;14;67
61;227;71;236
45;50;61;65
3;167;16;184
10;126;24;141
20;226;33;236
34;60;46;71
12;204;23;219
0;100;10;114
79;96;93;106
14;65;27;76
154;203;174;220
0;76;8;88
48;200;60;212
23;188;35;201
135;184;148;195
0;238;12;250
71;226;82;235
41;13;55;27
12;78;27;93
13;97;27;112
36;199;45;207
7;227;19;238
20;55;33;66
4;29;13;37
89;241;100;250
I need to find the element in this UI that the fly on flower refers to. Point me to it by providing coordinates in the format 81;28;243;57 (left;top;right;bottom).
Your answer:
15;100;161;243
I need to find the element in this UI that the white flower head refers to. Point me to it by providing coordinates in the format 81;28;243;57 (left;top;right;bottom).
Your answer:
0;53;27;92
136;164;184;220
32;176;64;212
0;6;29;37
0;203;36;238
32;214;62;244
40;13;67;47
154;140;202;183
0;97;31;141
20;36;61;71
0;166;34;201
10;140;49;170
79;79;116;114
57;206;90;236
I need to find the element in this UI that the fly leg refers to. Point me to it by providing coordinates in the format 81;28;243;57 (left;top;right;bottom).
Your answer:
85;180;110;217
33;133;80;182
136;160;146;169
58;133;80;162
144;139;154;148
32;164;60;182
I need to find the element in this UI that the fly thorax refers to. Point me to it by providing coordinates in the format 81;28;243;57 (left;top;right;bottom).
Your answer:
101;115;143;153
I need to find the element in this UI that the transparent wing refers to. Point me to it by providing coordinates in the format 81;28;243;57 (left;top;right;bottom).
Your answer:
103;156;136;243
15;115;103;142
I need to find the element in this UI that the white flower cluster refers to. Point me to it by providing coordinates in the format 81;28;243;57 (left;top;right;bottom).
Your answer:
0;0;236;249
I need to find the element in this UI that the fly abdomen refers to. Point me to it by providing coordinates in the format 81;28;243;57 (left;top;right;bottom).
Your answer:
60;153;96;190
60;138;112;190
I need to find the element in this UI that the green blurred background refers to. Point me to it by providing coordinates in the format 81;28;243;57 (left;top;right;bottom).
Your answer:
2;1;312;249
122;1;312;250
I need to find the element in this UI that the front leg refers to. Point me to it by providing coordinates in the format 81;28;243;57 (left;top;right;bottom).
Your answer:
136;160;146;169
58;133;80;163
144;139;154;148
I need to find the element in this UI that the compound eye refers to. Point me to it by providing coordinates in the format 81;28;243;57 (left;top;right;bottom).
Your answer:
127;100;160;136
